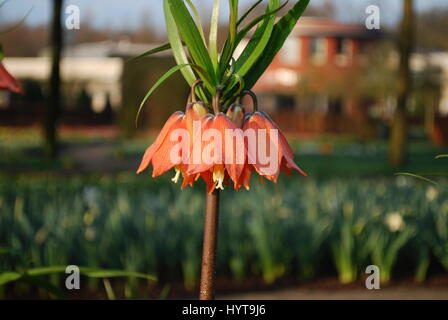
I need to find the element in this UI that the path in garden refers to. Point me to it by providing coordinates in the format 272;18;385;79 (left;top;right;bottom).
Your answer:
220;287;448;300
62;141;138;173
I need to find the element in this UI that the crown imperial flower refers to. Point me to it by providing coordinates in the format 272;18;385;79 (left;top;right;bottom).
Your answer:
138;102;307;192
133;0;311;301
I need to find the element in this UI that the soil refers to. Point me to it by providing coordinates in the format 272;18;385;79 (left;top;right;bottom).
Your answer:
219;275;448;300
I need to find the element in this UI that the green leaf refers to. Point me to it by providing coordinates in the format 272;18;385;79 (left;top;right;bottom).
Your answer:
80;268;156;281
235;0;287;45
0;271;21;286
127;43;173;62
164;1;197;86
102;278;116;300
135;63;193;126
395;173;438;186
26;266;66;276
222;73;245;109
237;0;263;26
209;0;221;70
243;0;310;89
0;266;156;288
235;0;280;76
166;0;217;88
23;266;156;280
218;0;287;78
164;0;213;100
229;0;239;46
185;0;207;44
218;41;234;79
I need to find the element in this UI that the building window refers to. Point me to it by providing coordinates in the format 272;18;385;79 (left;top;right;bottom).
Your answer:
328;97;343;115
310;37;327;66
336;38;348;55
335;38;351;66
282;38;300;65
275;94;296;111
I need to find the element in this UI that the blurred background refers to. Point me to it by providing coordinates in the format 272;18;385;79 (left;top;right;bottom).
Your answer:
1;0;448;299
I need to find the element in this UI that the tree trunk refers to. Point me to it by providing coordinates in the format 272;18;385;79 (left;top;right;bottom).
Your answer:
389;0;414;166
45;0;63;159
424;94;436;137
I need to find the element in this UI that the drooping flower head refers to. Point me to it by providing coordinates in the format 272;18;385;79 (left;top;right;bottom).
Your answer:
243;111;307;183
137;102;208;188
138;95;307;193
187;112;245;191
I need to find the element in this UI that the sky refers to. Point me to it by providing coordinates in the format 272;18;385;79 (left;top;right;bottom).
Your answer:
1;0;447;31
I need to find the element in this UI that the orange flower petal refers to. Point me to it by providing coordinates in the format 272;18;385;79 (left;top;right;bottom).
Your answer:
235;163;252;191
244;112;281;182
180;165;199;189
187;114;215;175
259;112;307;177
0;63;22;94
137;112;184;174
200;170;217;194
243;112;307;183
212;113;245;186
151;115;188;177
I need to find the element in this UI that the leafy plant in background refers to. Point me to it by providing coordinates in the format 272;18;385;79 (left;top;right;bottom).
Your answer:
0;184;157;299
414;184;448;279
246;189;292;283
0;256;155;299
366;213;416;284
397;154;448;280
134;0;310;300
2;175;448;297
432;206;448;270
331;202;359;284
287;181;332;280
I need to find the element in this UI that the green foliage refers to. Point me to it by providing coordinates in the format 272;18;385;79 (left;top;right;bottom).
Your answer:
0;264;155;298
1;173;447;296
136;0;310;112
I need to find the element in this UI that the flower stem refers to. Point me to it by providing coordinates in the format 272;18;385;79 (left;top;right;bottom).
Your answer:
238;90;259;112
199;90;221;300
212;89;221;115
199;188;220;300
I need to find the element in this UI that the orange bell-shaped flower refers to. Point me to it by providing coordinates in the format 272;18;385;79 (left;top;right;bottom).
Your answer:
137;102;208;188
187;112;245;191
242;111;307;184
138;101;306;192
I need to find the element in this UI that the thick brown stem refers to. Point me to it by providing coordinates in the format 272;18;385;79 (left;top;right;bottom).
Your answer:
199;189;220;300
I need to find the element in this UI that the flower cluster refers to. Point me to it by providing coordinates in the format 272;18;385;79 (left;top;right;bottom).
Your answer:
138;99;307;193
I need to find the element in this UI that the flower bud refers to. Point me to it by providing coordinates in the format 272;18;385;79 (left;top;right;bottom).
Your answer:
191;101;208;118
226;104;245;128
